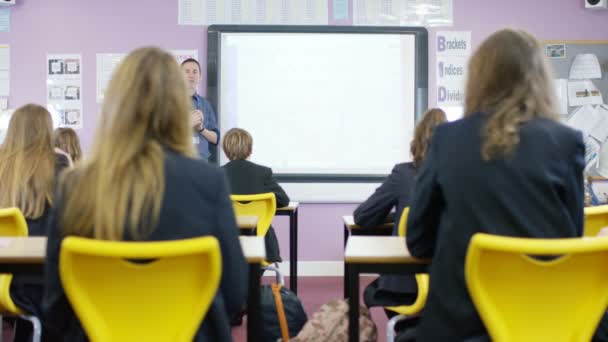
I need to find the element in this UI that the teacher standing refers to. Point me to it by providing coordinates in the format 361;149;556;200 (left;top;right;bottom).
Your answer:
181;58;219;161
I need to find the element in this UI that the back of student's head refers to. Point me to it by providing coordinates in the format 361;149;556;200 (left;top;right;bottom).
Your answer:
0;104;55;219
54;127;82;163
411;108;447;168
464;28;557;160
223;128;252;161
61;47;195;240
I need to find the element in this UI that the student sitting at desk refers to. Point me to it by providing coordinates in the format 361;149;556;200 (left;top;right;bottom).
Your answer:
0;104;70;342
354;108;446;313
404;29;608;341
53;127;82;165
222;128;289;263
42;47;248;342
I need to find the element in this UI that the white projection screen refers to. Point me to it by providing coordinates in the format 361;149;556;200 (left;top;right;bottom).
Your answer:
207;26;428;202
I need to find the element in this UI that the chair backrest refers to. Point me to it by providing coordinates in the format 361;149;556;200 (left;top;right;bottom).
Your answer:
397;207;410;237
584;205;608;237
231;193;276;238
0;208;28;314
59;236;222;342
0;207;28;237
465;233;608;342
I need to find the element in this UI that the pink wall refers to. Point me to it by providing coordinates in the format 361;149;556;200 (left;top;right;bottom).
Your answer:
3;0;608;261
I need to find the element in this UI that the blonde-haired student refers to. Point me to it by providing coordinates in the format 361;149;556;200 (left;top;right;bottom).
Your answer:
53;127;82;165
42;47;247;342
0;103;69;341
404;28;608;341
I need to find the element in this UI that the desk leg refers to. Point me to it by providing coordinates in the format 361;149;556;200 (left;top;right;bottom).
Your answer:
343;224;349;299
348;264;360;342
247;263;261;342
289;210;298;295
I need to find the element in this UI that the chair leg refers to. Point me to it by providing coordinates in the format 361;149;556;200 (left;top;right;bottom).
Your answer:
387;314;409;342
19;316;41;342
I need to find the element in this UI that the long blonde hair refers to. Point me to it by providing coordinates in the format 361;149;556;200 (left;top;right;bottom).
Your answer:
0;104;55;219
411;108;446;168
61;47;195;240
54;127;82;163
464;29;558;160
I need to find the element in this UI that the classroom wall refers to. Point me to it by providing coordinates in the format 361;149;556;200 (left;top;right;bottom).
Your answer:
3;0;608;266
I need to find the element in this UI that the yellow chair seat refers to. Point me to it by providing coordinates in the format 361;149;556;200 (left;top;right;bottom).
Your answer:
385;273;429;314
231;193;277;265
466;233;608;342
60;236;222;342
385;207;428;315
0;207;29;315
0;207;42;342
584;204;608;237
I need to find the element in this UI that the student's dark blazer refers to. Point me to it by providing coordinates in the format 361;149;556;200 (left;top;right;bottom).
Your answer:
406;113;584;341
353;162;417;295
42;150;248;342
222;159;289;262
9;153;69;319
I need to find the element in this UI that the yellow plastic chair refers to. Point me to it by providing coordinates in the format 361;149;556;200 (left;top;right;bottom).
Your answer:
231;192;276;265
465;233;608;342
59;236;222;342
584;204;608;237
385;207;430;342
0;207;42;342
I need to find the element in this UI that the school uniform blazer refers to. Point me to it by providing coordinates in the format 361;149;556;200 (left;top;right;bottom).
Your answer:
353;162;418;294
354;162;417;231
222;159;289;262
42;149;248;342
406;113;584;341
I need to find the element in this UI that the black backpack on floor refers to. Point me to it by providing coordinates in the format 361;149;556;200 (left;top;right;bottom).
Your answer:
260;266;307;341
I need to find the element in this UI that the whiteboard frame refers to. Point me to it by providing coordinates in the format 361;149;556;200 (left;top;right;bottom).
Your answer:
206;25;428;185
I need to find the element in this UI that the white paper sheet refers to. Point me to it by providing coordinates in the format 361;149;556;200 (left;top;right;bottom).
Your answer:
568;80;604;107
436;32;471;107
566;104;602;136
591;105;608;142
553;78;568;114
0;9;10;33
333;0;349;20
179;0;205;25
291;0;329;25
569;54;602;80
585;135;601;172
0;71;8;97
353;0;452;26
0;108;14;144
96;53;126;103
0;45;8;70
179;0;328;25
47;54;83;129
0;45;8;97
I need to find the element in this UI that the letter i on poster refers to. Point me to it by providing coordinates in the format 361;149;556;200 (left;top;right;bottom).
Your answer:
436;31;471;107
46;54;83;129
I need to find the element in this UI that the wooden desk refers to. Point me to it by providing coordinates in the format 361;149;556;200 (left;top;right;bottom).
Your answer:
276;201;299;294
0;236;266;342
342;215;394;298
344;236;430;342
342;215;394;246
237;215;259;230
